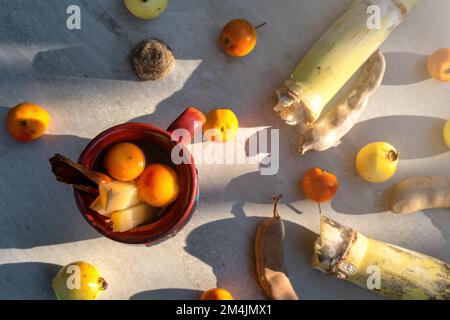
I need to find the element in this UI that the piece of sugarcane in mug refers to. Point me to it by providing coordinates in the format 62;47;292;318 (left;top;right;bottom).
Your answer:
312;216;449;300
274;0;419;126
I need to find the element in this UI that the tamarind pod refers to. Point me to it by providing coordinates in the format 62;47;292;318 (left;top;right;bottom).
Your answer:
298;51;386;154
255;195;299;300
389;176;450;214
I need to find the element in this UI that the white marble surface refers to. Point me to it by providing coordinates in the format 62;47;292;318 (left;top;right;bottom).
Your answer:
0;0;449;300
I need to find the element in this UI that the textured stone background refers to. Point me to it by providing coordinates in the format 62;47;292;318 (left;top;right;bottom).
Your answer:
0;0;449;300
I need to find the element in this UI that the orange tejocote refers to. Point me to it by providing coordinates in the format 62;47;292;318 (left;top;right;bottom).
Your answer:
7;102;50;142
302;167;339;203
220;19;257;58
137;163;180;207
427;48;450;82
104;142;146;182
200;288;234;300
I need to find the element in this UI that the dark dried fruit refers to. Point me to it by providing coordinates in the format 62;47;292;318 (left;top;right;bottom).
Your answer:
130;38;175;81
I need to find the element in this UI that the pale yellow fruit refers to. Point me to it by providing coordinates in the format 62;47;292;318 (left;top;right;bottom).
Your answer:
52;262;107;300
444;119;450;148
356;142;399;183
124;0;168;20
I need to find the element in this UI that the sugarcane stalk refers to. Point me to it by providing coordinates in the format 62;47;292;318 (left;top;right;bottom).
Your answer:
275;0;419;126
312;216;449;300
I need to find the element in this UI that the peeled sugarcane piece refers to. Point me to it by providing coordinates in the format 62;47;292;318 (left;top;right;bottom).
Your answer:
389;176;450;214
312;216;450;300
299;51;386;154
275;0;419;126
90;196;113;217
99;181;141;213
110;203;160;233
255;195;299;300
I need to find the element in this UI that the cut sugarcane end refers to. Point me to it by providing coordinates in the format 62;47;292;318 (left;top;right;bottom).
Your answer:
274;82;323;126
274;88;300;126
312;216;363;278
314;217;353;259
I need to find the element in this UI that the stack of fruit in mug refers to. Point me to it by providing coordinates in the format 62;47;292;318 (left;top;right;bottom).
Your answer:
90;142;180;233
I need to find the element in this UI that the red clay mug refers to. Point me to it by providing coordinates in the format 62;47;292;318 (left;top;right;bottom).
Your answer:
74;107;205;246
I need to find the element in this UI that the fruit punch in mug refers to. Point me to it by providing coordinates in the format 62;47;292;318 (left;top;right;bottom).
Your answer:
75;107;205;246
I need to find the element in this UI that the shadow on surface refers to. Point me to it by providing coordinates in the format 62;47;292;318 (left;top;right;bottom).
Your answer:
0;107;100;249
188;123;307;218
330;115;448;215
28;0;138;82
224;115;448;217
0;0;158;82
184;216;381;300
33;45;138;82
341;115;448;160
0;262;60;299
425;209;450;250
130;288;203;300
382;52;430;86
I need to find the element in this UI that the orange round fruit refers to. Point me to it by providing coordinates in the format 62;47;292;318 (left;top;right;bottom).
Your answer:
220;19;257;57
104;143;145;181
203;109;239;142
302;168;338;203
137;164;180;207
427;48;450;82
6;103;50;142
200;288;234;300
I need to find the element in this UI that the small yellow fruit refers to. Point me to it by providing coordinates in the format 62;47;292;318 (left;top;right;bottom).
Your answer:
123;0;168;20
356;142;399;183
444;120;450;148
203;109;239;142
52;262;107;300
